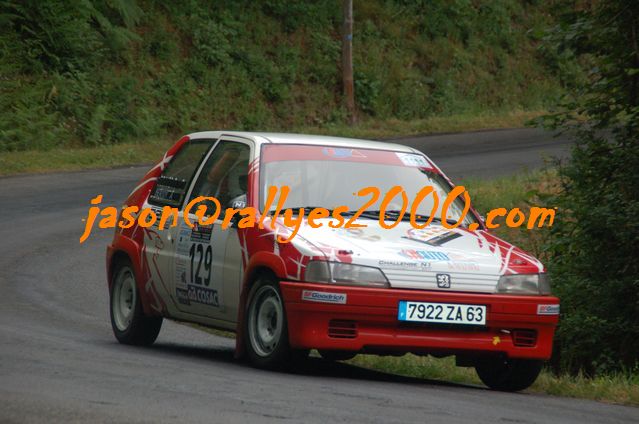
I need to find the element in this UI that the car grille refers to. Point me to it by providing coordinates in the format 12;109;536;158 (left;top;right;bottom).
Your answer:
383;269;497;293
512;329;537;347
328;320;357;339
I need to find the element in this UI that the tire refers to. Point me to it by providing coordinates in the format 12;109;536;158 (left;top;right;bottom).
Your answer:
110;259;162;346
475;357;543;392
244;275;303;369
318;350;357;361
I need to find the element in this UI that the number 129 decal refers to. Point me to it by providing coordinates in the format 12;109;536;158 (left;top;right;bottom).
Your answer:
189;243;212;286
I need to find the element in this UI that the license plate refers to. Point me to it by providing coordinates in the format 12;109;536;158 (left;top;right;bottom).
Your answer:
398;301;487;326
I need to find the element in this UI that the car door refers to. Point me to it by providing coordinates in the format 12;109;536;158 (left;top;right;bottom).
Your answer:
172;137;252;322
143;138;217;310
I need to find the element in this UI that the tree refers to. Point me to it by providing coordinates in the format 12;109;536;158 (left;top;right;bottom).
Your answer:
342;0;356;125
541;1;639;375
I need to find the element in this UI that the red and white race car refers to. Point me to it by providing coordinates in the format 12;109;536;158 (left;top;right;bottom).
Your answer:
106;132;559;391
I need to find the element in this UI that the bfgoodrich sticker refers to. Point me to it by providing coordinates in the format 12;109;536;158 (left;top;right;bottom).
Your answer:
537;304;560;315
302;290;347;304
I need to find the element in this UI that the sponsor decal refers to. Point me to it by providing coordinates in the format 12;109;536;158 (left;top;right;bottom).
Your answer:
537;304;560;315
176;288;190;305
191;223;212;243
379;260;431;270
174;227;192;288
403;227;462;246
177;285;220;307
447;262;480;272
444;251;481;271
322;147;366;159
301;290;347;304
406;227;447;239
395;152;429;168
399;249;450;261
436;273;451;288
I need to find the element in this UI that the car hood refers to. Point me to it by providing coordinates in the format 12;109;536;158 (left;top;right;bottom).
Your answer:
292;219;544;294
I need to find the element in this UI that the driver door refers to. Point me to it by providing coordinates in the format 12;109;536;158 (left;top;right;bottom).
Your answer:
172;137;251;322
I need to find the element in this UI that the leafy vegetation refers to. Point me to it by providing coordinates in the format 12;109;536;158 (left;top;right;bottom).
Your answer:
538;0;639;376
1;0;565;152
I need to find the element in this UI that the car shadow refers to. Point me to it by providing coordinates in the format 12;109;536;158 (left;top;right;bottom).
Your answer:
289;356;484;391
144;339;484;392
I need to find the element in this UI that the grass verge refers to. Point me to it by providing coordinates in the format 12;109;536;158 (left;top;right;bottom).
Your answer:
347;355;639;406
0;110;544;177
461;168;560;262
0;138;170;177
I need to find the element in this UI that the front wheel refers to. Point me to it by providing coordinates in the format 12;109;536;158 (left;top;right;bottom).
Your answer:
244;276;304;368
475;357;543;392
110;259;162;346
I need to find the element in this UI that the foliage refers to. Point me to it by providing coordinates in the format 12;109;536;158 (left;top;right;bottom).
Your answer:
0;0;565;152
540;1;639;375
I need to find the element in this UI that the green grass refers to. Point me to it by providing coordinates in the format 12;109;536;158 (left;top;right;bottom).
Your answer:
461;168;560;260
347;354;639;406
0;138;170;176
0;110;543;176
296;110;546;139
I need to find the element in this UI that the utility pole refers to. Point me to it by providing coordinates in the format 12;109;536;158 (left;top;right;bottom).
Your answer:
342;0;356;125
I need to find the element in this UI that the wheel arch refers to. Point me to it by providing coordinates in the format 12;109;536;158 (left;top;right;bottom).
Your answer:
108;250;132;289
106;234;158;316
235;253;288;359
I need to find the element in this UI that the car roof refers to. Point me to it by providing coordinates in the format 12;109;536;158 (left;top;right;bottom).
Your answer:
187;131;418;153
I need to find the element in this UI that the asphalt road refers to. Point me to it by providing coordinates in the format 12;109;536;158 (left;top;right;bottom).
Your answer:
1;128;636;423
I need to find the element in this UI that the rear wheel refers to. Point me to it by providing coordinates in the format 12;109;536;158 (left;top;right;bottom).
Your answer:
244;276;306;368
475;357;543;392
110;259;162;346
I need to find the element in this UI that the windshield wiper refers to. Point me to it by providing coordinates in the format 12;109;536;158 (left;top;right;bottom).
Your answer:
341;210;382;220
269;206;334;214
380;210;464;227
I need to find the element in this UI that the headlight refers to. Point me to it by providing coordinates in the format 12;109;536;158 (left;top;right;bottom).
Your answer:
496;273;551;295
305;261;390;288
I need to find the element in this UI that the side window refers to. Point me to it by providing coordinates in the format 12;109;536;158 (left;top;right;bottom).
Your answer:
149;140;214;207
189;141;251;211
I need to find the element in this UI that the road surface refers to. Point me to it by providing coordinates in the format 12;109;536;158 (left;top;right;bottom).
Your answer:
1;128;636;423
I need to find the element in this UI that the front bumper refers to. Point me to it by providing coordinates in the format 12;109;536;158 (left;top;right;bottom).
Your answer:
280;282;559;360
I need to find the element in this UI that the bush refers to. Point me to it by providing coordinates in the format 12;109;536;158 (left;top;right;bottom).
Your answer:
540;1;639;375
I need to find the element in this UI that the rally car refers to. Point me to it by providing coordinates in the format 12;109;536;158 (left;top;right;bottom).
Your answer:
106;131;559;391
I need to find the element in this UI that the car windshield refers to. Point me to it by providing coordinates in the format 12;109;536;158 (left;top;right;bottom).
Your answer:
260;144;478;227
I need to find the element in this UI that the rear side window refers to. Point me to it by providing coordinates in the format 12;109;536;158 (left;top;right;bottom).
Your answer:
149;139;214;207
